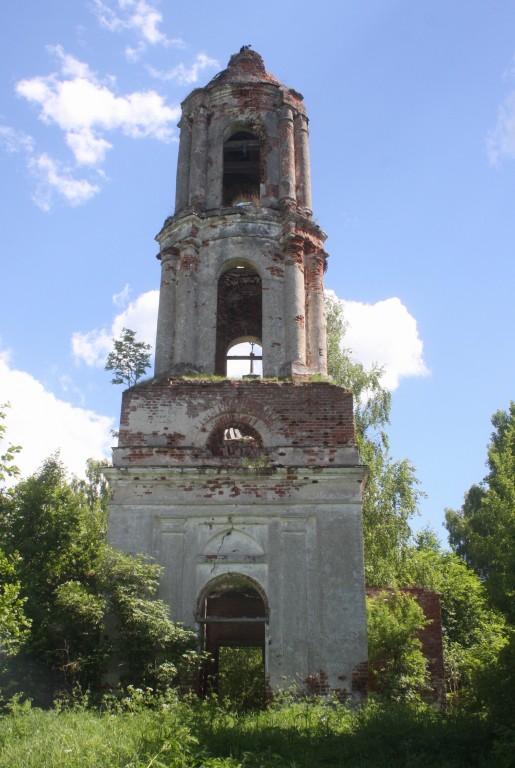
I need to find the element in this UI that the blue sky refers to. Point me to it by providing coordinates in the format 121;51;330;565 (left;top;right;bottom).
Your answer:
1;1;514;542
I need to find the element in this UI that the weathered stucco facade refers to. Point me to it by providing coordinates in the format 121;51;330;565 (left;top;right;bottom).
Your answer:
107;47;369;698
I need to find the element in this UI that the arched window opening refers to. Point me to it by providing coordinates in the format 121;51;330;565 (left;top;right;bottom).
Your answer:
215;264;262;376
223;130;261;206
227;341;263;378
198;574;267;704
206;420;263;458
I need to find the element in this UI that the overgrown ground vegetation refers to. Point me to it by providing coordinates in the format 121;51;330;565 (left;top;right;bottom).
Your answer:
1;318;514;766
0;691;508;768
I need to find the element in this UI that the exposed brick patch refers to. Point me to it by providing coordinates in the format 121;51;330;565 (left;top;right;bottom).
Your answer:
117;379;356;455
351;660;369;697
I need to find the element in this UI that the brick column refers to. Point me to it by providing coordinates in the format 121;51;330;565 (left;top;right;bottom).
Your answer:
294;112;312;214
175;115;192;213
173;238;199;370
279;105;296;208
305;249;327;375
154;248;178;375
284;236;306;368
188;106;209;211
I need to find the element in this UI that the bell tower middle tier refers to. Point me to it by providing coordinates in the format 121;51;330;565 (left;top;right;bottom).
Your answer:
154;46;328;379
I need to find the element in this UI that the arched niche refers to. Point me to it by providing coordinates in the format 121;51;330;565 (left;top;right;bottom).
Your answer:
215;262;262;376
202;528;265;563
223;128;262;206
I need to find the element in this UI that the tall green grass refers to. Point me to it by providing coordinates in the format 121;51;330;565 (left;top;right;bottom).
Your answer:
0;691;510;768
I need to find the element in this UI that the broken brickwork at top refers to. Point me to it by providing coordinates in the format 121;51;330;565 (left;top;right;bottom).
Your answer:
113;378;358;469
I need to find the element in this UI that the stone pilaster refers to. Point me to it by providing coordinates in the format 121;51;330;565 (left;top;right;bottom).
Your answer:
294;112;312;214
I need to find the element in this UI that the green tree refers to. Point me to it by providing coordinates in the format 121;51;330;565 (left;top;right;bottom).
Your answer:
445;402;515;621
0;404;20;488
0;455;202;699
0;551;31;661
326;296;424;584
0;406;30;666
444;404;515;730
366;589;429;701
105;327;152;387
0;455;108;689
402;530;507;704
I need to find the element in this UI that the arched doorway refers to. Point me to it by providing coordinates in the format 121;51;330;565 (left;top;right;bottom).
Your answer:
197;573;268;705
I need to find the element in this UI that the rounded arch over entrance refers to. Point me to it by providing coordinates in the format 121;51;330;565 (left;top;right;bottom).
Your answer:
197;573;268;699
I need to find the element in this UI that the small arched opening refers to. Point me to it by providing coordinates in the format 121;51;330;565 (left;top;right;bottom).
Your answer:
197;573;268;705
223;130;261;206
215;263;262;376
206;419;263;459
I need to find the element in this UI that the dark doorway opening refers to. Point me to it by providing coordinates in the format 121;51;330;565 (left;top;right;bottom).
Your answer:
198;574;267;706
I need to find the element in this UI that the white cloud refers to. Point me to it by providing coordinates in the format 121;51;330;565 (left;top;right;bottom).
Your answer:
326;292;428;391
92;0;184;59
29;153;100;210
0;353;113;480
72;288;158;367
8;44;181;208
113;283;131;307
147;53;220;85
16;45;180;168
487;90;515;165
66;130;112;166
0;125;34;154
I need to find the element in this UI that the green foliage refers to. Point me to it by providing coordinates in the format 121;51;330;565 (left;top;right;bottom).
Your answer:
104;327;152;387
402;531;508;704
445;402;515;622
444;403;515;730
100;548;202;690
0;452;203;701
0;551;31;660
217;647;265;711
326;296;424;584
0;456;106;654
0;694;507;768
0;404;21;488
366;590;429;701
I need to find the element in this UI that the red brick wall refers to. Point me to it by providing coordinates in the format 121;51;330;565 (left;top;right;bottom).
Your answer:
119;379;355;450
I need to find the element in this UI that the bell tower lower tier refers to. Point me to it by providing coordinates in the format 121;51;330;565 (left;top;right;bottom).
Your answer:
106;379;369;698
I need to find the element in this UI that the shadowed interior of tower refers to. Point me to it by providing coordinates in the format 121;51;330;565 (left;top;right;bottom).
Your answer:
223;130;261;206
215;263;263;376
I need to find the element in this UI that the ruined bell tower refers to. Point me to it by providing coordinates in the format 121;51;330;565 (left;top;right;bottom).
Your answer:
107;48;369;698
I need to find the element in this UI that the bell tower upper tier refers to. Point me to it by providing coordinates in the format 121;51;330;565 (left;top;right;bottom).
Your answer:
154;47;329;378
